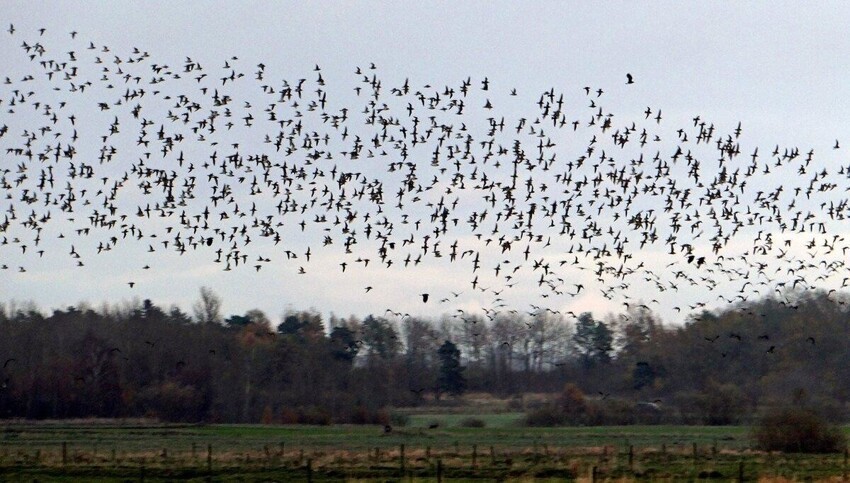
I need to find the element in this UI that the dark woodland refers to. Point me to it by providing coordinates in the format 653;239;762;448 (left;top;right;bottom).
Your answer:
0;288;845;425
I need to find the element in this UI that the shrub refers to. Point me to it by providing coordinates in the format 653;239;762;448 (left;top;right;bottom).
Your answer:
261;405;275;424
459;416;486;428
753;408;846;453
280;407;299;424
138;382;205;422
525;404;566;427
507;395;524;411
298;406;331;425
389;412;410;427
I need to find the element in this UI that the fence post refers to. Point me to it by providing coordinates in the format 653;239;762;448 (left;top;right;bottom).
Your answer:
628;445;634;469
692;442;698;460
472;444;477;468
738;459;744;482
844;447;848;481
62;441;67;466
437;458;443;482
400;444;405;475
307;458;313;483
592;465;598;483
490;445;495;465
207;444;212;474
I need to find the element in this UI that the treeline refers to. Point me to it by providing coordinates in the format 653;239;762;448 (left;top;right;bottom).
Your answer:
0;288;848;424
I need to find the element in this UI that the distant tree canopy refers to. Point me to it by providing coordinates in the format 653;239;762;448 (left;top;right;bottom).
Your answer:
0;289;848;424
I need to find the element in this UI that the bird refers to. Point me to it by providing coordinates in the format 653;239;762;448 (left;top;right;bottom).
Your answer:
6;23;850;376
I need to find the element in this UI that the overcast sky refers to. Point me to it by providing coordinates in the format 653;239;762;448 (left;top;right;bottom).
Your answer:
3;2;850;326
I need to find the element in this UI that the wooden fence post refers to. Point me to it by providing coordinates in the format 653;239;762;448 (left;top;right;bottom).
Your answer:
628;445;634;469
400;444;405;475
437;458;443;482
207;444;212;474
62;441;67;466
307;458;313;483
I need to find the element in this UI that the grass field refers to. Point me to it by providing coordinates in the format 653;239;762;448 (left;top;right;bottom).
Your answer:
0;418;848;481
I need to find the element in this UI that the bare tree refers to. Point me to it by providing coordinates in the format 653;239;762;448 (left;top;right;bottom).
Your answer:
193;286;222;325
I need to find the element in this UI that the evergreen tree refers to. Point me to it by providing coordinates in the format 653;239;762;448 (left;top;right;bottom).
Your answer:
437;340;466;397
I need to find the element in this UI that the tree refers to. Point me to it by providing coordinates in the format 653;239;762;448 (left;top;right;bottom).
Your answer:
278;310;325;343
360;315;401;361
193;287;222;325
592;320;614;365
572;312;596;367
437;340;466;398
572;312;613;368
329;326;359;363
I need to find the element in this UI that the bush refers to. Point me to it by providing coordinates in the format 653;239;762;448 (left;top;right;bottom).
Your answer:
753;408;846;453
525;404;566;427
389;412;410;427
298;406;331;425
138;382;205;422
507;395;524;411
280;407;299;424
459;417;486;428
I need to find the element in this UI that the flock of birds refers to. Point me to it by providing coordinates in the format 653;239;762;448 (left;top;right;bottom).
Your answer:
4;24;850;338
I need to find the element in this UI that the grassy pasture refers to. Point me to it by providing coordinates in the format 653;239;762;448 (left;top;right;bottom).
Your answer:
0;418;847;481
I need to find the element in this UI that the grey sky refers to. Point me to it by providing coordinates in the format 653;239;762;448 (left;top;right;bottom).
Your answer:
3;2;850;326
